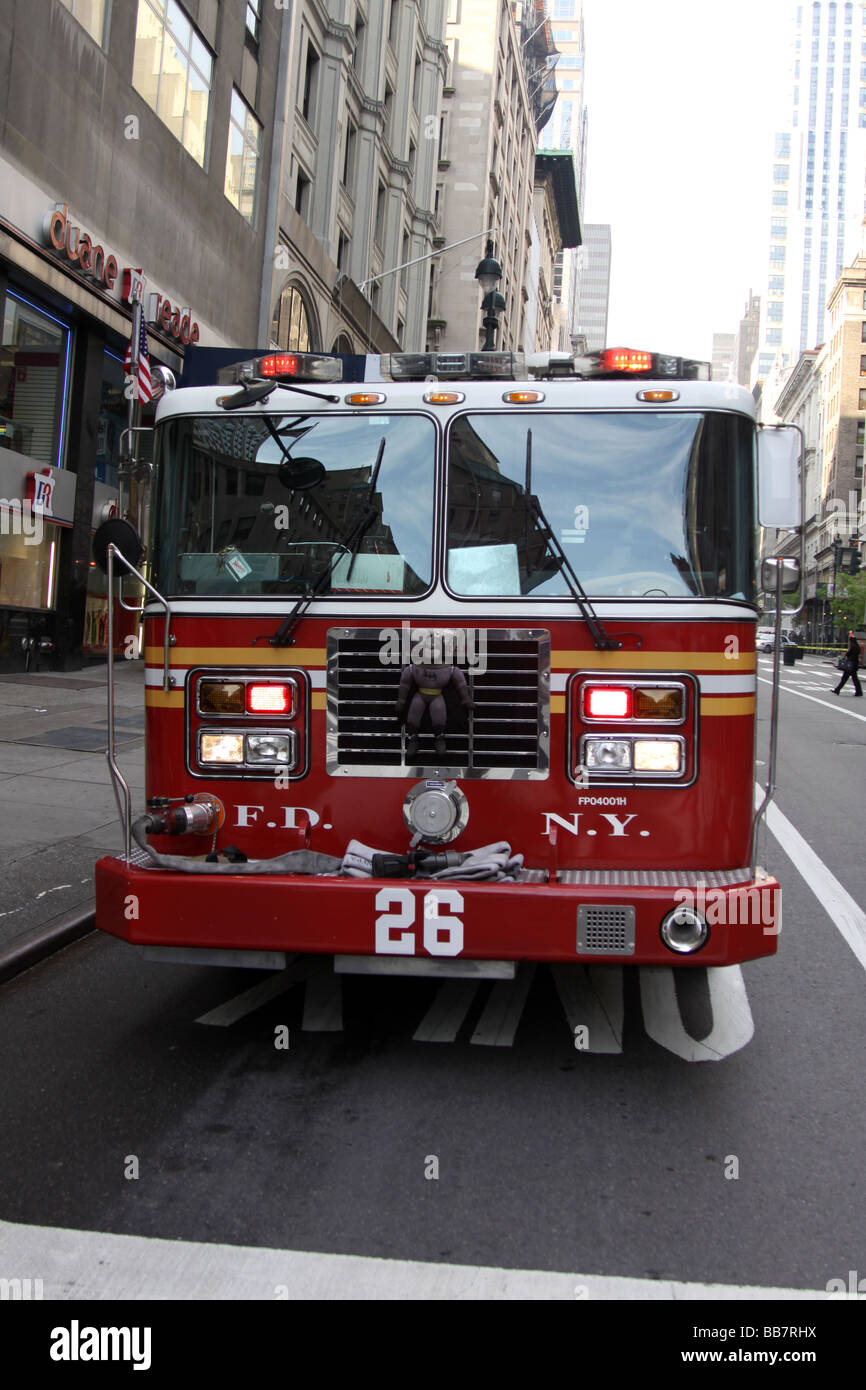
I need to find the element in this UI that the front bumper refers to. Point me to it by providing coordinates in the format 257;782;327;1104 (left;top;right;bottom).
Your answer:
95;858;780;967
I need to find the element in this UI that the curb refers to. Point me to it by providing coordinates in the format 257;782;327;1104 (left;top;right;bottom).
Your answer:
0;904;95;985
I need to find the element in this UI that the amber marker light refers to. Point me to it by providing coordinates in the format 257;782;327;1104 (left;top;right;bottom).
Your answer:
502;390;545;403
344;392;387;405
637;389;679;402
585;686;632;719
423;390;465;404
247;683;293;715
633;686;684;720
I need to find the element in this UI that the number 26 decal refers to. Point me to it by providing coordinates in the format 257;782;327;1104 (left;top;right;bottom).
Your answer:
374;888;464;957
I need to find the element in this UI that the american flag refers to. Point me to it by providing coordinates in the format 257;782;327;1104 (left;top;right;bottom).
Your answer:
124;315;153;404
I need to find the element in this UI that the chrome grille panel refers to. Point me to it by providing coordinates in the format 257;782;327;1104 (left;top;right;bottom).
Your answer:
326;627;550;778
577;905;635;955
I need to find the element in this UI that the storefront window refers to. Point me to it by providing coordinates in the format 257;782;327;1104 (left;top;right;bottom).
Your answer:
0;294;70;469
0;520;61;610
96;351;127;487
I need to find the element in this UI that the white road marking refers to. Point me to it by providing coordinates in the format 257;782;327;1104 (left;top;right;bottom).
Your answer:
0;1218;830;1300
551;964;624;1053
757;675;866;721
302;970;343;1032
470;964;536;1046
413;980;478;1043
639;967;754;1062
757;786;866;974
195;958;326;1027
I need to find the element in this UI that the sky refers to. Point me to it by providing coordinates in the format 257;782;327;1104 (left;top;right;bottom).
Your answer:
580;0;796;362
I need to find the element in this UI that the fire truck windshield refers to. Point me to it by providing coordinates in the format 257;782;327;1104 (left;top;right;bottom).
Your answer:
446;410;755;600
151;413;435;596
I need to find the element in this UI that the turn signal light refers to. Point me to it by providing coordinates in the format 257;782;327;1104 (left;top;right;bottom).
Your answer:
633;687;683;719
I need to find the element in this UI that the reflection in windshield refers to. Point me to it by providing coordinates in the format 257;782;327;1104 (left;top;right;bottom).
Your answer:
446;411;755;600
152;414;435;596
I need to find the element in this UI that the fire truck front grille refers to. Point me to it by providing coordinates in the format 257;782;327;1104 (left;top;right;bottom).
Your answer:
326;627;550;778
577;905;636;955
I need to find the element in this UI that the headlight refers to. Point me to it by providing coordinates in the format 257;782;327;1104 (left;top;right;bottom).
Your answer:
584;738;632;770
633;740;682;772
199;733;244;764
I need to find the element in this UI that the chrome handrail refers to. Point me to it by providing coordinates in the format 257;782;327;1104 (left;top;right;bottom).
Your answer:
104;544;173;862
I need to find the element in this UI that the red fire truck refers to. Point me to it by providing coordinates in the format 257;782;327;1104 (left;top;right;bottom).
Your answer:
93;347;802;974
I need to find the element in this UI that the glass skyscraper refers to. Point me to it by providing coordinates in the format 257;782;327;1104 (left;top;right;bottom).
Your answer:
755;1;866;383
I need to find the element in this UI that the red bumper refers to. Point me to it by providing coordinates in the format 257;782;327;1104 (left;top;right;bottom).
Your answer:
95;858;780;967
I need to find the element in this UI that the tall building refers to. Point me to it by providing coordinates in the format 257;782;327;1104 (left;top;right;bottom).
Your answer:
538;0;587;321
433;0;578;352
0;0;284;669
734;290;761;387
754;1;866;382
572;223;610;352
266;1;447;357
711;333;735;382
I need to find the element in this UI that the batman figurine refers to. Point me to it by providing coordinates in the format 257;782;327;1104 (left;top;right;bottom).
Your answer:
396;661;473;761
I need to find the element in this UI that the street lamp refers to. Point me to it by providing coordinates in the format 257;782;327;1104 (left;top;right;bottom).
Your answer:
474;239;505;351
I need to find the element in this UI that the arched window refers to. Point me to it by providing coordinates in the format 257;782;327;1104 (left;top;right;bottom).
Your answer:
271;282;317;351
330;333;354;354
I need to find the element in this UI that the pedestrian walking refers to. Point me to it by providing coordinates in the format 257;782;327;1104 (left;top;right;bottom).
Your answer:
833;633;863;696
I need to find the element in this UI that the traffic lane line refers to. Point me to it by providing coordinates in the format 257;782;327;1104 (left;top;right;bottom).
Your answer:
0;1218;831;1300
755;784;866;974
756;675;866;721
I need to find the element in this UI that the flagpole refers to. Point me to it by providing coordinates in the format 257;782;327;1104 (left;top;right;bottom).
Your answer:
122;293;143;524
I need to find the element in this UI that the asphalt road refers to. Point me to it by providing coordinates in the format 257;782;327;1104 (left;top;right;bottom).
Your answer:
0;655;864;1298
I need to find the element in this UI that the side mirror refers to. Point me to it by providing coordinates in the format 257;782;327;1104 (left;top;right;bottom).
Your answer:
92;518;143;574
279;457;326;490
761;556;800;593
757;425;802;528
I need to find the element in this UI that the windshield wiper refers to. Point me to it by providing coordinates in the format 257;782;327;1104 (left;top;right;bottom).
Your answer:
265;437;386;648
523;429;622;651
218;378;340;408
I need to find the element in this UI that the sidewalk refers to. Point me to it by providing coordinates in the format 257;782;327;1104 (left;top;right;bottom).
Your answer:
0;659;145;952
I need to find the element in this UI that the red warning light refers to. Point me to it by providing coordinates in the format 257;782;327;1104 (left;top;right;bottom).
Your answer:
247;684;292;714
260;355;299;378
601;349;654;373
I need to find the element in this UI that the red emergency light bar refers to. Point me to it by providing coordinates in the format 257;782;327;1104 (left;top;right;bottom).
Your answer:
217;353;343;385
582;348;711;381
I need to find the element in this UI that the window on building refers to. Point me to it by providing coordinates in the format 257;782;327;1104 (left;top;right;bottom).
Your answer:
271;284;315;352
59;0;107;45
384;81;394;140
773;164;790;183
132;0;213;166
295;168;311;219
413;55;422;110
353;15;366;69
224;89;261;224
302;40;320;125
856;454;864;476
771;217;787;237
769;275;785;294
245;0;261;44
859;388;866;408
337;231;350;273
766;328;783;344
774;132;791;157
0;293;70;470
342;121;357;190
375;183;387;246
388;0;398;47
860;353;866;375
408;139;416;181
553;0;575;15
770;246;786;264
768;303;784;321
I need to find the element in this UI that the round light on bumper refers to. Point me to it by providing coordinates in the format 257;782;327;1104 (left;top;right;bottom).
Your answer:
659;905;709;955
